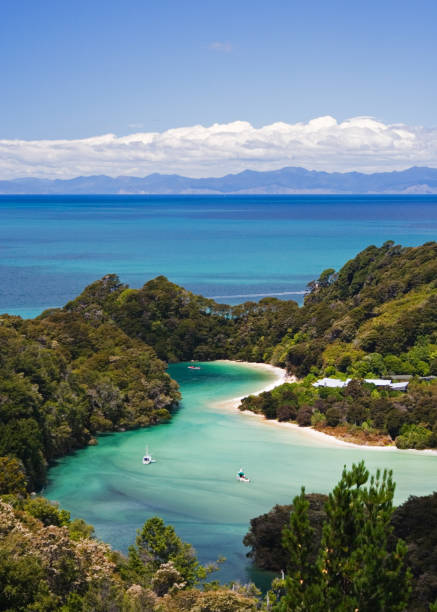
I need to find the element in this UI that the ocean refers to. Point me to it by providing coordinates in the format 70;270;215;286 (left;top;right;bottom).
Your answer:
1;194;437;317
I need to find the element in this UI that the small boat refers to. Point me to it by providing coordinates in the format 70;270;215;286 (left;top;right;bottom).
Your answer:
188;366;201;370
237;468;250;483
142;446;156;465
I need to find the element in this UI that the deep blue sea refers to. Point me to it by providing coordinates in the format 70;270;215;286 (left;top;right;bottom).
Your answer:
1;194;437;317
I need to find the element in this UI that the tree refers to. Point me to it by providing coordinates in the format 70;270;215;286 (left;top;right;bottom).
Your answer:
129;516;211;588
24;496;71;527
275;488;323;611
391;492;437;610
0;551;54;611
274;462;411;611
0;456;27;495
243;495;327;572
296;405;312;426
318;268;337;288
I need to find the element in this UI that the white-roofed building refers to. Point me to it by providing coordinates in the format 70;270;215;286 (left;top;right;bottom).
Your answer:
364;379;392;387
312;377;409;391
389;381;410;391
312;378;351;388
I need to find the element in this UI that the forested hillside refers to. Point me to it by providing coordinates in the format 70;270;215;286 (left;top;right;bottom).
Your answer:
239;241;437;448
275;240;437;377
1;242;437;610
64;273;299;362
0;304;179;491
64;240;437;379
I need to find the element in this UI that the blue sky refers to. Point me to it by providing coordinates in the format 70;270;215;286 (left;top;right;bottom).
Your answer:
0;0;436;178
1;0;436;139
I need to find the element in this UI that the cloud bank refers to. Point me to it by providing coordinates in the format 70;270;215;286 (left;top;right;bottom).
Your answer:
1;116;437;179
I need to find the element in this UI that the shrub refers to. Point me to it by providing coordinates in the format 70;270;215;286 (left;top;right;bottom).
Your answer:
395;424;433;450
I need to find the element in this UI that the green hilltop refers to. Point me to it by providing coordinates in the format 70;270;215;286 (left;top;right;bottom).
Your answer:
239;240;437;449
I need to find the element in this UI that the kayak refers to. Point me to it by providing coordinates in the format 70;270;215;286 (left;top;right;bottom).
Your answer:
237;468;250;482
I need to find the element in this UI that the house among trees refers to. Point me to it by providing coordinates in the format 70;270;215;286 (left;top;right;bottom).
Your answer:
312;377;409;391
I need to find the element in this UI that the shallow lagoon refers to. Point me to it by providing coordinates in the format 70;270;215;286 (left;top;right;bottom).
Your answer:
46;361;437;585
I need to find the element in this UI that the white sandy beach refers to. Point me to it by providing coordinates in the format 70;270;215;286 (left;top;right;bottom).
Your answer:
213;360;291;406
214;360;437;456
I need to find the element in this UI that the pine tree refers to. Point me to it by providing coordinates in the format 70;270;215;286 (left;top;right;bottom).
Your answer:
274;462;411;611
273;487;323;611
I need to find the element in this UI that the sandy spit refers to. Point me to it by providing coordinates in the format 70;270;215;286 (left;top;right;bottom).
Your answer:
213;360;437;456
212;360;293;410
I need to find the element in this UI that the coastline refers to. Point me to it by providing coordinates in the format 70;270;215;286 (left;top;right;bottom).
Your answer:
214;360;437;456
213;359;292;404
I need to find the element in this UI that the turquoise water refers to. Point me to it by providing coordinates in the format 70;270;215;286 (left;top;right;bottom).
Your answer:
1;195;437;316
45;361;437;585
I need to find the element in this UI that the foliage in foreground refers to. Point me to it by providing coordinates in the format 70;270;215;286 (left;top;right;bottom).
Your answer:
391;492;437;611
0;497;258;611
243;494;327;572
245;477;437;610
269;462;411;612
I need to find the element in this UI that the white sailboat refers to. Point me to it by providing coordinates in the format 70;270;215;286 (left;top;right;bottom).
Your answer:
142;446;156;465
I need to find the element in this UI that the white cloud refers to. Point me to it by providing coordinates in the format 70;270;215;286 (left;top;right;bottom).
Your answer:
209;41;232;53
1;116;437;179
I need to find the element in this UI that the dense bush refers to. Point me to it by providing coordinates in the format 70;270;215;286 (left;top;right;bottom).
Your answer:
0;302;180;490
0;497;257;611
65;274;301;363
269;242;437;378
243;495;327;571
252;463;411;611
244;465;437;610
391;492;437;611
239;378;437;449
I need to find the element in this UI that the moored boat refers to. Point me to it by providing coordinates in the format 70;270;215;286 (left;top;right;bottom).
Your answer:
142;446;156;465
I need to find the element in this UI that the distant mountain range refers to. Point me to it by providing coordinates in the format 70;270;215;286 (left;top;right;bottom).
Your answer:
1;166;437;195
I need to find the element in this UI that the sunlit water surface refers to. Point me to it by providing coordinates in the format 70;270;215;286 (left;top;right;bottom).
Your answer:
2;194;437;316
